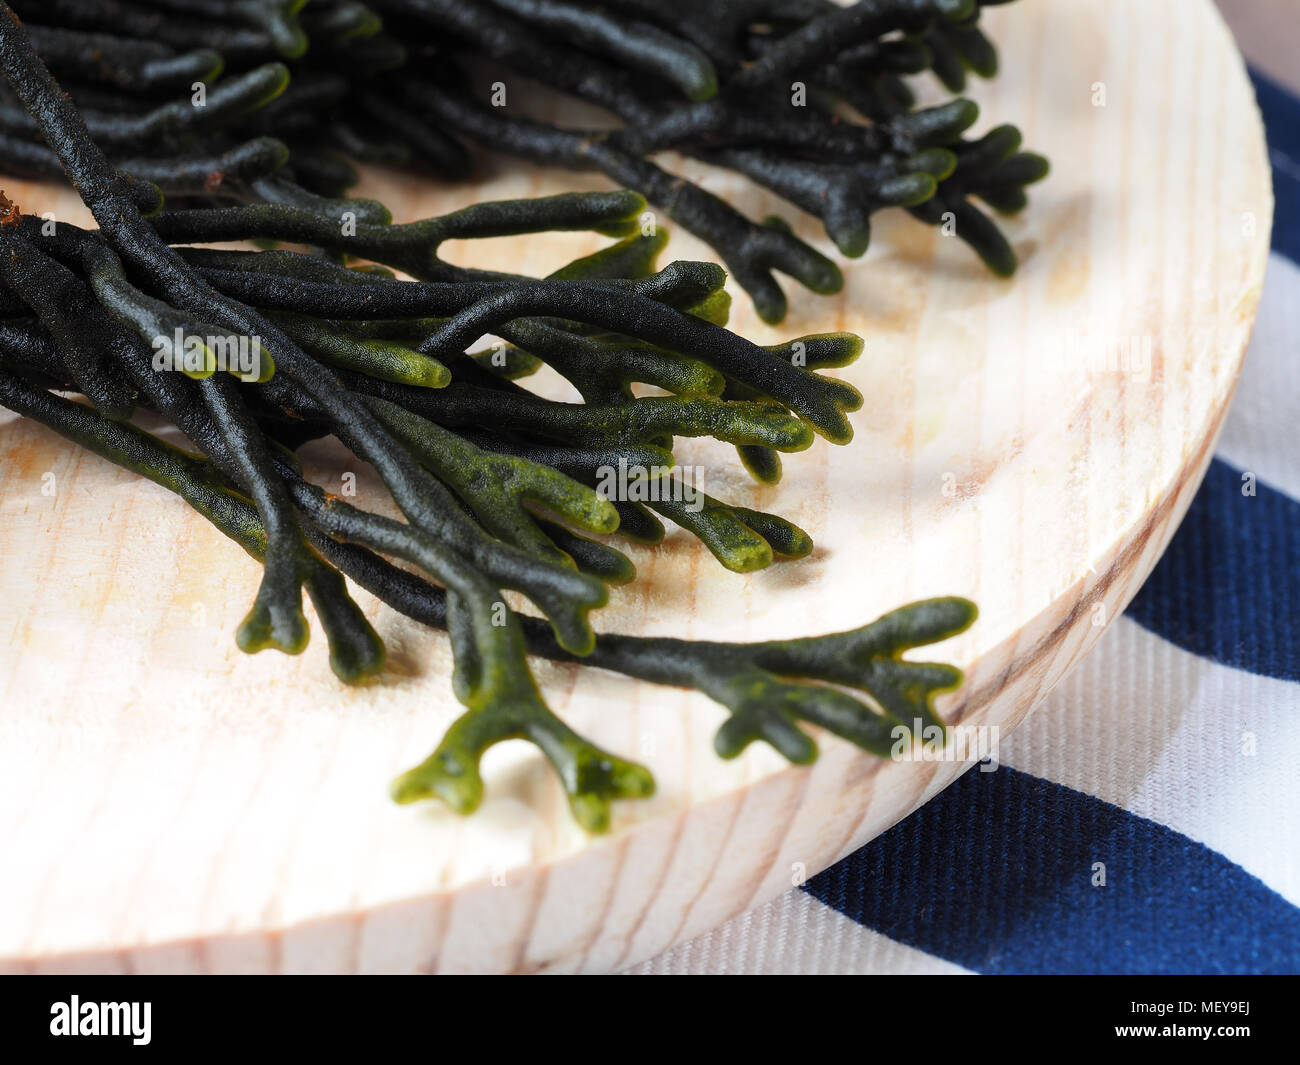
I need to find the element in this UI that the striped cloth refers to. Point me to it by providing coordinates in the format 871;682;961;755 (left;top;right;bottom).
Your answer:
629;7;1300;976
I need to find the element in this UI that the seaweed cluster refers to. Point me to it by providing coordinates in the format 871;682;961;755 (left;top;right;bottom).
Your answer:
0;2;993;830
2;0;1047;322
372;0;1049;322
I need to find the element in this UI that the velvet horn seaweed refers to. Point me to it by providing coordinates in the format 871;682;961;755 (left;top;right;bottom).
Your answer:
0;0;1008;831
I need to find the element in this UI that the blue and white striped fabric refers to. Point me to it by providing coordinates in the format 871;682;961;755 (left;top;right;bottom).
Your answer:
629;61;1300;976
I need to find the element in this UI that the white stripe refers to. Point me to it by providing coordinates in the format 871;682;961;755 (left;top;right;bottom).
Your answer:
1215;252;1300;501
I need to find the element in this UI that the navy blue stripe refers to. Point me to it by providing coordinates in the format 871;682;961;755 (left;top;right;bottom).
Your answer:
1250;69;1300;264
802;766;1300;974
1125;458;1300;682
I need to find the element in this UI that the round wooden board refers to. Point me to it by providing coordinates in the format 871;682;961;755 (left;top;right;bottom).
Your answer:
0;0;1272;974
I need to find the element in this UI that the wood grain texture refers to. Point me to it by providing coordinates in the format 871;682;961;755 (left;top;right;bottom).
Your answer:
0;0;1272;973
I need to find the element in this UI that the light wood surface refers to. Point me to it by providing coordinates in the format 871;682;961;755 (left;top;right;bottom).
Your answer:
0;0;1272;973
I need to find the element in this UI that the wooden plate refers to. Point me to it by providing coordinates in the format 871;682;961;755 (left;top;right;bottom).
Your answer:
0;0;1271;973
